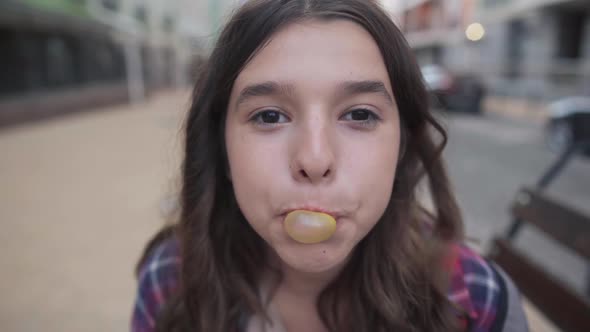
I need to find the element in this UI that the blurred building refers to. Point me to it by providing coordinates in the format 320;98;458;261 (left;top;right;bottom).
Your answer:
0;1;123;104
0;0;239;126
474;0;590;100
385;0;590;101
382;0;476;66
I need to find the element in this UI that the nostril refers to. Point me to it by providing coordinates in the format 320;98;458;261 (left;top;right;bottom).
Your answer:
296;168;331;180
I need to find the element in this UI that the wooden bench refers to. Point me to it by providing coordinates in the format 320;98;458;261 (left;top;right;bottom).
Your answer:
488;142;590;332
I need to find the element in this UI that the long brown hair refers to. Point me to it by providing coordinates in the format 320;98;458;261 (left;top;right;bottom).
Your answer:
143;0;464;331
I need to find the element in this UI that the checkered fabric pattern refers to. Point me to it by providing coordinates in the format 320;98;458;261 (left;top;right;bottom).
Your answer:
131;238;501;332
448;244;502;331
132;238;181;331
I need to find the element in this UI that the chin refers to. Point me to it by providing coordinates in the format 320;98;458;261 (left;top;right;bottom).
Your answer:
273;240;354;274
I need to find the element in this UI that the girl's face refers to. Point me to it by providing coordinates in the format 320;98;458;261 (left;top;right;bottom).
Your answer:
225;19;400;274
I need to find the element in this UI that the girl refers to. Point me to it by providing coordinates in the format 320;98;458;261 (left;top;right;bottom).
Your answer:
132;0;528;331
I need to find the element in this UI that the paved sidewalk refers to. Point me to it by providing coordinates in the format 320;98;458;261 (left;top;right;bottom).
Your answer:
0;90;189;331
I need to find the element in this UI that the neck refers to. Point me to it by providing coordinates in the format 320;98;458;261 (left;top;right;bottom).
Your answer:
258;250;350;332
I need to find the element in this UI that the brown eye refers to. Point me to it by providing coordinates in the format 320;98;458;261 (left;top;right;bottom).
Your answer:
350;109;371;121
260;111;281;123
250;110;290;124
340;108;380;129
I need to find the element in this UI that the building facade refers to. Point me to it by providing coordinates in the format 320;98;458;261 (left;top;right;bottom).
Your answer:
473;0;590;99
386;0;590;101
0;0;240;125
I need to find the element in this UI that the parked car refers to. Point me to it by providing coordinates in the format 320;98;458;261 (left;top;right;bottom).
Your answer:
545;96;590;156
420;64;486;113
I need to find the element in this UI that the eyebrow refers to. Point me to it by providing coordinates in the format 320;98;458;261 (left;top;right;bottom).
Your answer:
338;80;394;105
235;81;295;108
234;79;394;108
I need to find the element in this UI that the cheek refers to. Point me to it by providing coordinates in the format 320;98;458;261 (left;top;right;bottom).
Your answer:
225;128;283;225
228;133;282;186
346;131;399;227
362;155;397;216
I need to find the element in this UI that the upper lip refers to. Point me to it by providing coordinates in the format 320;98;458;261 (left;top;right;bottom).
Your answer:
279;205;345;218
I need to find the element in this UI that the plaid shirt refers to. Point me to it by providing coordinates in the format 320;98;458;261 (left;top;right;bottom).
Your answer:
131;238;502;332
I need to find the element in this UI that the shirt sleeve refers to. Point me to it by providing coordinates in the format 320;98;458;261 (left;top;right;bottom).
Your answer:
130;237;181;332
454;245;503;332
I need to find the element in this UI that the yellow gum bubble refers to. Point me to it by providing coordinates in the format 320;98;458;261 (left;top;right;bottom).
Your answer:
283;210;337;244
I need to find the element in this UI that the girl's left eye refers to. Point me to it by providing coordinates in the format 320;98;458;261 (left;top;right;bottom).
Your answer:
340;108;381;127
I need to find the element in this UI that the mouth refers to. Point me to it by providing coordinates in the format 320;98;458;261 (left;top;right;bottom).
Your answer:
279;206;344;220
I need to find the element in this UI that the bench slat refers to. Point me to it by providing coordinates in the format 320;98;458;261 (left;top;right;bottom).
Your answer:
489;238;590;332
511;188;590;260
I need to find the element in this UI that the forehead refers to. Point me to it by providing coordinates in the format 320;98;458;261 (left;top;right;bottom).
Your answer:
232;19;392;95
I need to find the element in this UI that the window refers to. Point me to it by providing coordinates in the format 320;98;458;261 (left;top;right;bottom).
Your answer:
555;10;587;59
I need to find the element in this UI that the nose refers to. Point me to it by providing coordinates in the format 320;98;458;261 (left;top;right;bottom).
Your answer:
290;121;335;184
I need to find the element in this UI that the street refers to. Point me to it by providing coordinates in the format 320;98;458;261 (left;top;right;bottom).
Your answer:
1;91;587;331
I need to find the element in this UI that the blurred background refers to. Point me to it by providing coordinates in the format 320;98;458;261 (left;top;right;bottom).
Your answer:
0;0;588;331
